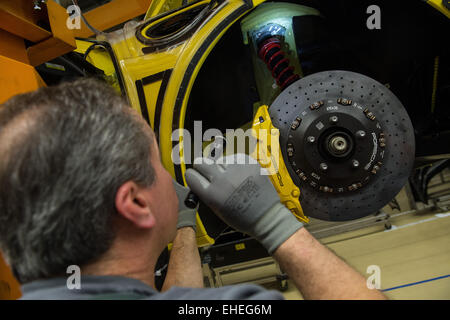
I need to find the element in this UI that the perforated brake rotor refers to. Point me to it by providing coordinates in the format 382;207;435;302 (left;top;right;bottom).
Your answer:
270;70;415;221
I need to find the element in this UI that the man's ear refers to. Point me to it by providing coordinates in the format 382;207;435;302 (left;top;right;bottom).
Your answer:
115;181;156;228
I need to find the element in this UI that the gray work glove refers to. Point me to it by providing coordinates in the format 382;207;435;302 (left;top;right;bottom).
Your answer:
185;154;303;254
173;180;198;232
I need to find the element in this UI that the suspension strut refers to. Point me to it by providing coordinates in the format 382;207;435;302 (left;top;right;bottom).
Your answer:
258;37;300;90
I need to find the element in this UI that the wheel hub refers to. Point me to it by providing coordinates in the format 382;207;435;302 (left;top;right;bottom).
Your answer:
287;98;385;194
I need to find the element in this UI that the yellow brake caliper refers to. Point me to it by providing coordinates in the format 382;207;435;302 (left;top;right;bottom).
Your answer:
251;105;309;223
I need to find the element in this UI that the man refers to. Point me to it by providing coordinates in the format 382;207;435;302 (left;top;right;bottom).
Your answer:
0;78;386;299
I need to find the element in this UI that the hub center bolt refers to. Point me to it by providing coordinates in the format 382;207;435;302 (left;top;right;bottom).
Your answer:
356;130;366;138
329;136;348;154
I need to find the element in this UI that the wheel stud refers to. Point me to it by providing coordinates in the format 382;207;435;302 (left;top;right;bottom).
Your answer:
356;130;366;138
329;116;338;124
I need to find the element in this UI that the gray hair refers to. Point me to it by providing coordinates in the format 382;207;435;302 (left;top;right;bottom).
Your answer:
0;78;156;283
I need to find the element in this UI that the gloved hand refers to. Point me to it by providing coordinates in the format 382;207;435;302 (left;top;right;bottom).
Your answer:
173;180;198;232
185;154;303;254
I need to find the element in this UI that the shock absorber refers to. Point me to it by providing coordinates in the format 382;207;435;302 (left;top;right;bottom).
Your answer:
258;37;300;90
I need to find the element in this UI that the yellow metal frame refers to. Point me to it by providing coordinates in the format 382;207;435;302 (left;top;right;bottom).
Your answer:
100;0;256;246
426;0;450;18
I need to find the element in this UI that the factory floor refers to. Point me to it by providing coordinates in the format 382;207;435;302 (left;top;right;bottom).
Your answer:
275;208;450;300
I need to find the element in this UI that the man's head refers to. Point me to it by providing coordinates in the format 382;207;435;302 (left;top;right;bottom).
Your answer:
0;78;178;284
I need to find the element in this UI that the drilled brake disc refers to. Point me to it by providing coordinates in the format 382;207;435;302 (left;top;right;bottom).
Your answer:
270;70;415;221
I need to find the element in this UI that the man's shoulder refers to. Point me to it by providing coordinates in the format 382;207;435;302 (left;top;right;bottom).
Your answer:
151;284;284;300
20;275;284;300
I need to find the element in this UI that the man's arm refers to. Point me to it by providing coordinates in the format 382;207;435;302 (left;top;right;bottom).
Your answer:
161;227;203;291
185;154;386;300
273;227;386;299
161;181;203;291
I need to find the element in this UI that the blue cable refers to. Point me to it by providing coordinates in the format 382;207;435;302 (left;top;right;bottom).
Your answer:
382;274;450;292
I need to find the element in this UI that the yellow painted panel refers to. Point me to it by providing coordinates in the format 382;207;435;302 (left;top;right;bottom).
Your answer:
143;81;162;128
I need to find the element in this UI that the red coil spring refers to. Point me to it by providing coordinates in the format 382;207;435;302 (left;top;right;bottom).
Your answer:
258;37;300;90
